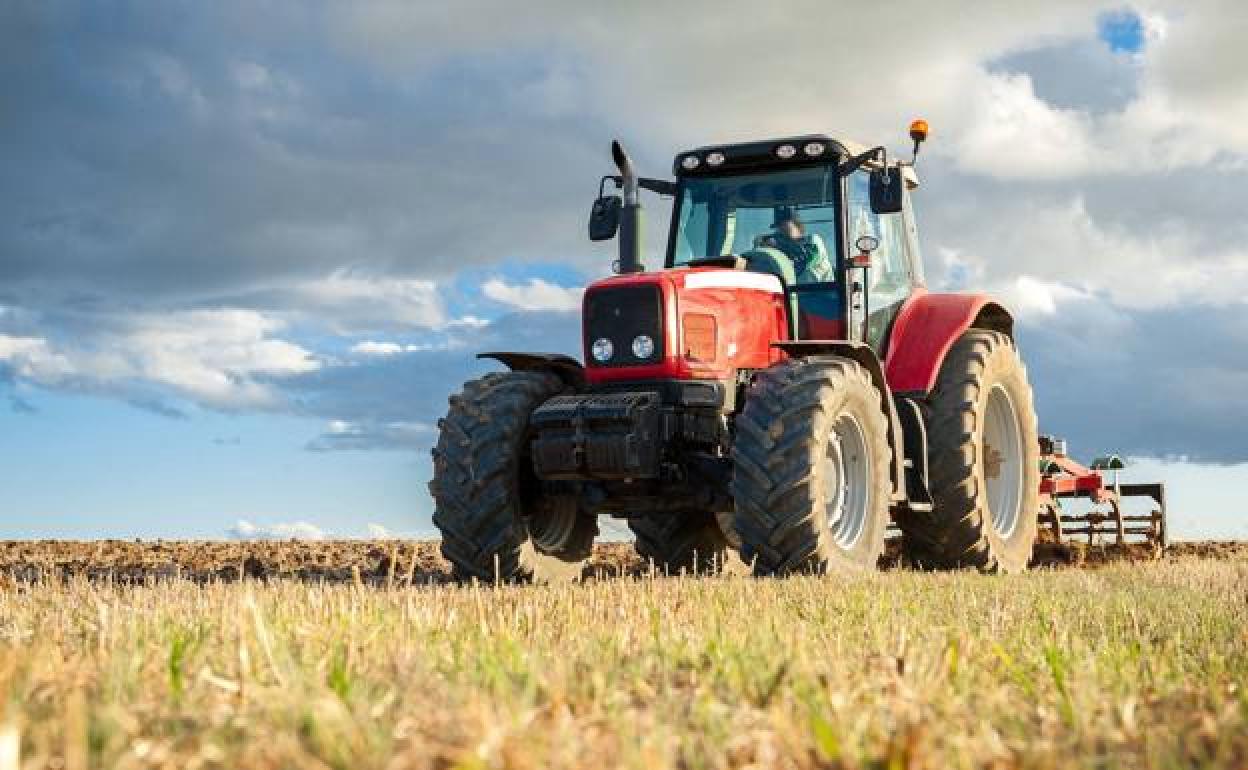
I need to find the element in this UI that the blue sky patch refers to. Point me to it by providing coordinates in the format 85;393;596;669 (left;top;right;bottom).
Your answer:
1098;9;1146;54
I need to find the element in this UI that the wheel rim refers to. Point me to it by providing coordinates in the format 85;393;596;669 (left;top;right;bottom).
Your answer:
983;384;1024;538
824;413;871;549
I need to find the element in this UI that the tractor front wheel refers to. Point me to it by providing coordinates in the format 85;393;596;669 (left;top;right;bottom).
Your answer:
629;510;739;575
430;371;598;582
900;330;1039;572
732;357;892;574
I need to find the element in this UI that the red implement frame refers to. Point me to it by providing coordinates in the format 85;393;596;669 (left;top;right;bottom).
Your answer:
1037;436;1168;550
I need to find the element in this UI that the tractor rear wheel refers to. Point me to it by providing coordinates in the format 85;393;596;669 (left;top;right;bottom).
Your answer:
900;330;1039;572
629;510;738;575
430;371;598;582
732;357;892;574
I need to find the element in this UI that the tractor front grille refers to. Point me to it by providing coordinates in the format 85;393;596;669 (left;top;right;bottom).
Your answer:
584;285;664;367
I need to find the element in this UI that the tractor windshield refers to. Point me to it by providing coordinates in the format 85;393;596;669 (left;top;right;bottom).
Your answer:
668;164;843;335
668;164;840;286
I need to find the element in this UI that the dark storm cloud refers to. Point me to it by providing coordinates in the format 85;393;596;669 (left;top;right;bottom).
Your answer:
0;3;609;309
1019;302;1248;463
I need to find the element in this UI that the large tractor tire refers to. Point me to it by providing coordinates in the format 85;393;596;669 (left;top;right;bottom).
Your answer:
629;510;739;575
900;330;1039;572
430;371;598;582
732;357;892;574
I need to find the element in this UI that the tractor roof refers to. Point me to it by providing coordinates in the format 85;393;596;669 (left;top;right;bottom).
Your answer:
673;134;872;177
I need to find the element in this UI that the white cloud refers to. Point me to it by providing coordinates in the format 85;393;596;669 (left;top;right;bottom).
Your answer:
125;310;319;403
350;340;404;356
996;276;1094;320
952;72;1100;179
955;5;1248;179
0;335;75;381
349;339;451;356
482;278;583;312
1;309;318;410
1140;5;1248;153
933;195;1248;311
291;271;447;332
227;519;328;540
446;315;489;329
331;1;1248;182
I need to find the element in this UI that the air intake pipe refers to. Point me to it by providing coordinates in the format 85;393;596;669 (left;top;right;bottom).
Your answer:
611;140;643;274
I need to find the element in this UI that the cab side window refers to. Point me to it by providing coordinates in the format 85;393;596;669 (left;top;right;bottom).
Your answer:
847;171;914;350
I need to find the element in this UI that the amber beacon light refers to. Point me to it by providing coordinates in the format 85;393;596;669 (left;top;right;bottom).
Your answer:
908;118;929;163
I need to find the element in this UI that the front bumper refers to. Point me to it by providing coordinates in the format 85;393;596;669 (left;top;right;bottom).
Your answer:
530;391;662;480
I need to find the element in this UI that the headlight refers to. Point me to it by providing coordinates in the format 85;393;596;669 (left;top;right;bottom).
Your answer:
705;151;725;166
680;155;701;171
631;334;655;359
591;337;614;363
775;144;797;159
803;142;826;157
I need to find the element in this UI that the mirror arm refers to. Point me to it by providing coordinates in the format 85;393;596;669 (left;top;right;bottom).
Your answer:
839;146;887;176
639;178;677;196
604;175;677;197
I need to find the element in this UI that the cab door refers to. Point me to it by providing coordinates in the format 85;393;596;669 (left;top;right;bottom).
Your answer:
846;170;918;353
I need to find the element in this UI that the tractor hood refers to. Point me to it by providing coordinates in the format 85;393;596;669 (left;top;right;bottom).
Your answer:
581;267;789;385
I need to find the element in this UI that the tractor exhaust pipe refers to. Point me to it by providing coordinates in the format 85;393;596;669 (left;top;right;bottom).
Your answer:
611;140;643;274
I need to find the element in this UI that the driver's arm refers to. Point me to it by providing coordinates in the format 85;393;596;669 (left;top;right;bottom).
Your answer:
799;235;835;282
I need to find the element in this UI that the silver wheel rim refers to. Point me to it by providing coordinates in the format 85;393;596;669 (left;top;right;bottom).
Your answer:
983;384;1024;538
824;413;871;549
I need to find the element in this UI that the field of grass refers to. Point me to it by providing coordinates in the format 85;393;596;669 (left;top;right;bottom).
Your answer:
1;548;1246;769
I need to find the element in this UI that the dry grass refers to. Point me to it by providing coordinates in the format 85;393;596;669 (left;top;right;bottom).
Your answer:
1;550;1246;769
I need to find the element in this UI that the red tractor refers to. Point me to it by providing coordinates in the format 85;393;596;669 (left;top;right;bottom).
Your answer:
431;122;1045;580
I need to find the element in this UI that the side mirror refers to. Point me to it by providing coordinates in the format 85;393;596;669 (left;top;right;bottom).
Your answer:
851;234;879;267
588;195;622;241
869;169;903;214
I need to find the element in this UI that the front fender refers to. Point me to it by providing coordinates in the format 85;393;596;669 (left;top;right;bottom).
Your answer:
477;352;585;388
883;290;1013;395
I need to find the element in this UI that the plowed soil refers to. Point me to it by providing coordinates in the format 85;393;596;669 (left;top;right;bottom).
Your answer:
1;538;1244;584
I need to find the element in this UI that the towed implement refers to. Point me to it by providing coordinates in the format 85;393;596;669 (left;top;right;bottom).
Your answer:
430;121;1152;580
1037;436;1168;552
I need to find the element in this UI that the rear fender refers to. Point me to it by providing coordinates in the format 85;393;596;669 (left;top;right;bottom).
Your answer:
772;341;906;503
477;352;585;388
883;291;1013;396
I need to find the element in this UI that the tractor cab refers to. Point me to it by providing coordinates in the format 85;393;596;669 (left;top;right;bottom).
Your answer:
590;132;928;357
664;136;925;352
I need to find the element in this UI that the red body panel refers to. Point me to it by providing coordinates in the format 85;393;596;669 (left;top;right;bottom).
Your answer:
800;313;845;340
583;268;789;385
1039;454;1114;503
883;289;1005;394
582;270;1007;394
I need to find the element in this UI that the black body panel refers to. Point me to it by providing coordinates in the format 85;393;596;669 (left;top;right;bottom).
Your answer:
531;391;662;480
583;285;664;367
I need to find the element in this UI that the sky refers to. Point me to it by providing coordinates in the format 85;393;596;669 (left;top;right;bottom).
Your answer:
2;1;1247;541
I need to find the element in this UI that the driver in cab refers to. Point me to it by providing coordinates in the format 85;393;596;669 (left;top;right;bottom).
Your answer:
754;210;834;284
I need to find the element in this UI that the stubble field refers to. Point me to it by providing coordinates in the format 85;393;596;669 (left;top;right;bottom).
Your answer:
1;541;1246;769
